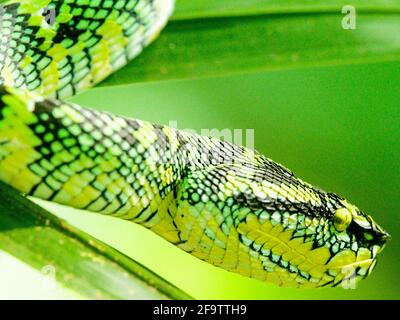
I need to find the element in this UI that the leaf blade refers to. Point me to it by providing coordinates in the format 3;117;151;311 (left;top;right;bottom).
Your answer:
0;182;192;300
173;0;400;20
99;12;400;87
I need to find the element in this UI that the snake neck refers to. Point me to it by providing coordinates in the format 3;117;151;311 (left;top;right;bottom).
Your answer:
0;86;254;220
0;84;328;218
0;86;184;215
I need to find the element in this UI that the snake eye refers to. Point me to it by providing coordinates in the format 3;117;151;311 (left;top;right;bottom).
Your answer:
333;207;352;232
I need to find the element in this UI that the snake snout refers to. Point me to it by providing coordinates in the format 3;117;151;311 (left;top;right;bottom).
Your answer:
370;219;391;246
348;213;390;250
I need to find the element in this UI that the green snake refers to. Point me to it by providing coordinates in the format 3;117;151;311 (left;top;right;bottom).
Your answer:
0;0;390;289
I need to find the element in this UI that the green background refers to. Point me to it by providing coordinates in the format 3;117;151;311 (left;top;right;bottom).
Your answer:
34;61;399;299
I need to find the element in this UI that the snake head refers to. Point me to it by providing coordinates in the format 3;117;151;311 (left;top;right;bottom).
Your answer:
175;150;390;288
333;199;390;248
325;197;390;285
233;166;391;288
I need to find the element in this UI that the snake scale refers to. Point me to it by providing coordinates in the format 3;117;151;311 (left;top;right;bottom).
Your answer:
0;0;390;289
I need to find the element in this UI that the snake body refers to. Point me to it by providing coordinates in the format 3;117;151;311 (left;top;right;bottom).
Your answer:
0;0;390;288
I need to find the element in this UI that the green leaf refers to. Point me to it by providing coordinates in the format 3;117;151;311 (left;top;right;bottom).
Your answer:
0;182;192;300
99;10;400;87
173;0;400;20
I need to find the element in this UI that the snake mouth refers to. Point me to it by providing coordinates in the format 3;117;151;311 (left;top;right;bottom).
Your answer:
372;243;386;256
363;244;386;276
326;244;384;287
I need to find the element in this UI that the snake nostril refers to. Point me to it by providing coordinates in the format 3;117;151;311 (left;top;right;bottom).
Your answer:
371;223;391;243
377;230;391;244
